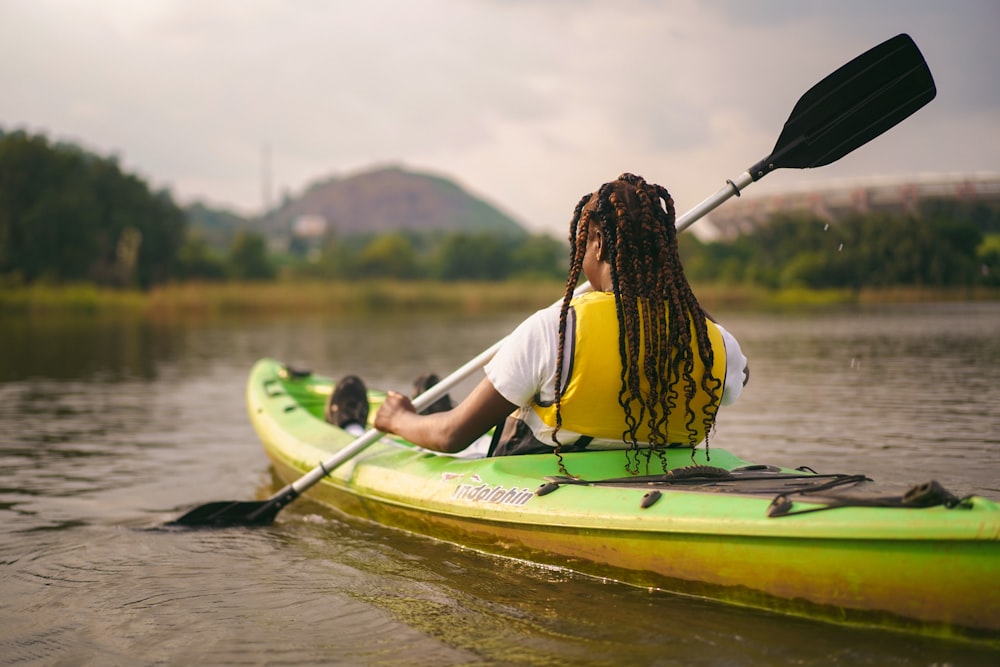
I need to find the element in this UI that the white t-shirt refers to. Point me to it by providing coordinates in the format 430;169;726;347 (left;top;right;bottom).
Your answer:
485;301;747;447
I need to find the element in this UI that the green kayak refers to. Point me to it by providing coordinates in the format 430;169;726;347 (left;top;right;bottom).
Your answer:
247;358;999;640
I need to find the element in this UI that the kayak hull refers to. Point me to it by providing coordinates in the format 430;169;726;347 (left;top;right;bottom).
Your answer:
248;358;1000;639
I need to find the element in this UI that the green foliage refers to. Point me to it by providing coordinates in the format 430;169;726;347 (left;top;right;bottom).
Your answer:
282;230;567;282
227;231;275;281
184;202;246;252
680;234;754;285
177;232;227;281
433;232;513;281
358;233;419;279
0;130;186;288
684;207;993;290
510;234;567;280
315;237;360;279
284;208;992;289
921;199;1000;234
978;234;1000;287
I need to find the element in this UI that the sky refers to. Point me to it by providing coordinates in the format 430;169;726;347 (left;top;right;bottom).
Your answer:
2;0;998;236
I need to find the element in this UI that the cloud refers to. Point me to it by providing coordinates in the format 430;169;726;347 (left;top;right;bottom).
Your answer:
1;0;997;235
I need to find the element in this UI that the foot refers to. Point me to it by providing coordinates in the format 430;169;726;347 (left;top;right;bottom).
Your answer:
413;373;453;414
326;375;370;429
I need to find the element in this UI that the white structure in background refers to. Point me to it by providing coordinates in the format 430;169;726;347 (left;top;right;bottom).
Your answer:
292;214;328;239
703;173;1000;240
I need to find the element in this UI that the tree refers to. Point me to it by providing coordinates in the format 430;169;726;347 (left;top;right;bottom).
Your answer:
228;231;275;280
358;233;419;279
434;232;513;281
177;232;227;281
0;130;187;288
510;234;566;279
678;208;989;289
978;235;1000;286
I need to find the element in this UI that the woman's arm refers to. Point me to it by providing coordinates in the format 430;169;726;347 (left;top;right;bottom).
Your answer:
374;376;517;453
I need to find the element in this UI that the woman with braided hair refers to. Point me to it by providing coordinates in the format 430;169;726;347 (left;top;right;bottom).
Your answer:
370;173;747;472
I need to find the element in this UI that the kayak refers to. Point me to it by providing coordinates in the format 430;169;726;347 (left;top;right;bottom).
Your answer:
247;358;1000;640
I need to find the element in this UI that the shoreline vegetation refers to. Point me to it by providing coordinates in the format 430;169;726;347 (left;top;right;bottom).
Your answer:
5;131;998;324
2;281;997;320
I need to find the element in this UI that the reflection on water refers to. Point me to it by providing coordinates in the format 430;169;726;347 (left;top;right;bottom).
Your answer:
1;302;998;664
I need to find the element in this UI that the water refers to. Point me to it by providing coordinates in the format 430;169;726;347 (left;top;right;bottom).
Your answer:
1;302;998;665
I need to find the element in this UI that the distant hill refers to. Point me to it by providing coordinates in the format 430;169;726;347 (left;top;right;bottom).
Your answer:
186;165;528;250
268;165;526;238
185;202;248;250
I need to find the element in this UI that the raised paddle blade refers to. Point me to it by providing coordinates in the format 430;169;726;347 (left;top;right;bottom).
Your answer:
749;33;936;180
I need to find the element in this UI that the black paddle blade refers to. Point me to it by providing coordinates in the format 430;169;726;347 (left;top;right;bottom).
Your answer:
750;33;936;180
167;500;281;528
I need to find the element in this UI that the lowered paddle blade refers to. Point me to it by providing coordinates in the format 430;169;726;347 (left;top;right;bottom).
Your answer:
749;33;936;180
168;495;290;528
169;501;273;527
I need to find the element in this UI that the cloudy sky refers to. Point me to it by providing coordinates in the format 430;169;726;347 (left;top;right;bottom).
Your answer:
2;0;997;235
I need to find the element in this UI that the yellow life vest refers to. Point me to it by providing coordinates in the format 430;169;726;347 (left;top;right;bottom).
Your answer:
532;291;726;446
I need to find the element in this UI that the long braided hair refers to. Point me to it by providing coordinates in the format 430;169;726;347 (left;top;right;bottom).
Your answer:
552;173;722;475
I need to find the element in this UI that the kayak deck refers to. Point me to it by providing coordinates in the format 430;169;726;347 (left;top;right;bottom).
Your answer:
248;358;1000;641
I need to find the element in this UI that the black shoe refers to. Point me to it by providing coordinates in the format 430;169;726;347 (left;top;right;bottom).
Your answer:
326;375;369;429
413;373;453;414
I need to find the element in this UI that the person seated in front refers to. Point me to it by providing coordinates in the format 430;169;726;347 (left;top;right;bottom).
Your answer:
348;174;747;473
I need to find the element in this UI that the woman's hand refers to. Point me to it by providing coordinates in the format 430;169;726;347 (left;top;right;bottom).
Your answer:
374;390;416;434
371;377;516;454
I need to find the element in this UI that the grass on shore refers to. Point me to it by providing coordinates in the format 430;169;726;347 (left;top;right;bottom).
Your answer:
0;280;568;319
2;280;997;320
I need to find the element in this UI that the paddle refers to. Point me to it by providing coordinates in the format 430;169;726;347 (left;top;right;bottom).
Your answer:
169;33;935;528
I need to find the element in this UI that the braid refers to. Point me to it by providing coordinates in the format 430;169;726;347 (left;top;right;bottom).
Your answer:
554;173;723;475
551;193;591;476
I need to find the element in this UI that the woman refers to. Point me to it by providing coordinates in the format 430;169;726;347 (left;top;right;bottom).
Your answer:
371;173;748;474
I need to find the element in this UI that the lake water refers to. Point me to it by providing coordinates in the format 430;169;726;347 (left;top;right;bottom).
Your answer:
1;300;998;665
